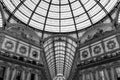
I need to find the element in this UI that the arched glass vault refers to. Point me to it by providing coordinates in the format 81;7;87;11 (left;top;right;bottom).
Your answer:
44;36;77;79
1;0;118;33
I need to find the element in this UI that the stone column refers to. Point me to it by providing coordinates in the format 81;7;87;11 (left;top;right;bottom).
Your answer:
95;71;99;80
35;74;38;80
110;67;116;80
38;74;41;80
104;69;110;80
11;68;16;80
8;66;15;80
90;72;94;80
26;72;31;80
82;74;85;80
21;71;25;80
5;67;10;80
78;74;82;80
24;71;28;80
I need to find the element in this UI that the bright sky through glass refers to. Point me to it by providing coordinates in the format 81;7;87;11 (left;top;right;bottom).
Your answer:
2;0;118;33
44;36;77;79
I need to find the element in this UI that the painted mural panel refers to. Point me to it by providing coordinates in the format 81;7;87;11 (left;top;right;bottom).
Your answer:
80;46;91;61
91;41;104;57
104;35;119;52
16;41;29;57
30;46;40;61
1;35;17;53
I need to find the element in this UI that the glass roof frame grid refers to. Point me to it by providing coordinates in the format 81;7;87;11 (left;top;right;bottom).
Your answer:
46;49;74;59
63;37;68;75
7;0;27;21
46;51;74;65
45;45;71;53
78;0;93;26
45;39;76;57
67;0;79;38
48;59;72;68
95;0;113;21
26;0;42;25
52;37;57;76
2;0;118;33
56;40;64;75
41;0;53;38
44;36;77;79
48;57;72;66
59;0;61;32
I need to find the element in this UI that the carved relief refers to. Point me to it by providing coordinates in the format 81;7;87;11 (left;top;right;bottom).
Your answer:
6;23;40;44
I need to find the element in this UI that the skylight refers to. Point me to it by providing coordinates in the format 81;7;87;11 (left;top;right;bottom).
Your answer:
2;0;118;33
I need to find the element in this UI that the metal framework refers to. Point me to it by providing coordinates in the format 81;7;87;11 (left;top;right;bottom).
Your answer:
1;0;118;33
44;36;77;79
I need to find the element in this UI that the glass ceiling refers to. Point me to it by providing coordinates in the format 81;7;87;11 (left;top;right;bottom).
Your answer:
2;0;118;33
44;36;77;79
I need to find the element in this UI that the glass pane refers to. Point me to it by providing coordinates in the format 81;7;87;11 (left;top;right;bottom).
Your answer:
2;0;118;32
